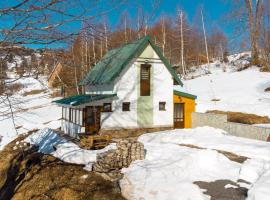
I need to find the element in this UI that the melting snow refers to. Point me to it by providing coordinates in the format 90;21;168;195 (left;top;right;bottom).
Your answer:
25;128;116;167
120;127;270;200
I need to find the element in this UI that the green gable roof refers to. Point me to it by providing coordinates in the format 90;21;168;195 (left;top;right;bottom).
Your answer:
53;94;117;107
79;35;183;86
174;90;197;100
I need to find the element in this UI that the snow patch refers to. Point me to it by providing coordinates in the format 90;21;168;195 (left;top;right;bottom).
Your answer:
25;128;116;167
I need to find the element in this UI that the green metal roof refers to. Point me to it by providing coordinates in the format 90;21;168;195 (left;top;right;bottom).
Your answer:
80;35;183;86
174;90;197;100
53;94;117;106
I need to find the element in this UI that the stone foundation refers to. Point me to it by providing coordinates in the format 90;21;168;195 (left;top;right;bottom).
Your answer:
99;126;173;138
93;139;145;181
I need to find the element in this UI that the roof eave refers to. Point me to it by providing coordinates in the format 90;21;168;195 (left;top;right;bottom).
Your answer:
173;90;197;100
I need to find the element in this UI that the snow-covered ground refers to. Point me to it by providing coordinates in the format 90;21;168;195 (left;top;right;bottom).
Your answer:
0;74;61;150
179;53;270;117
24;128;116;170
120;127;270;200
24;127;270;200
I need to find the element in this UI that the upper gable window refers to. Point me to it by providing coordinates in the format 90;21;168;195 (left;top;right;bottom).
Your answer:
140;64;151;96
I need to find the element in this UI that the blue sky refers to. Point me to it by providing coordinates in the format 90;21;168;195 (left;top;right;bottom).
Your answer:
1;0;237;49
108;0;232;33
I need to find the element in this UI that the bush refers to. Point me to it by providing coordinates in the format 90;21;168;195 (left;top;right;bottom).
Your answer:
6;83;24;95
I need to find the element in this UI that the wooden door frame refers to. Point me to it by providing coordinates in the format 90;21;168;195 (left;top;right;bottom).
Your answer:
174;103;185;128
84;106;102;134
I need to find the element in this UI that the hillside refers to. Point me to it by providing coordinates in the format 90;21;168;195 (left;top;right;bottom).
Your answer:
179;52;270;118
1;51;270;149
0;47;62;150
0;51;269;200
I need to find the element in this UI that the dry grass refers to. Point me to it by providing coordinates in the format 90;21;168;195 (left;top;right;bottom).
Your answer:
22;89;46;96
180;144;248;163
211;98;221;102
260;66;270;72
50;90;62;98
207;110;270;125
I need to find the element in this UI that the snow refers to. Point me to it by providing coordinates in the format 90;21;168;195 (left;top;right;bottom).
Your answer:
139;126;270;161
120;127;270;200
121;145;240;200
239;159;270;200
25;128;117;167
0;74;61;150
52;142;116;165
239;159;269;186
180;56;270;117
224;184;238;189
247;165;270;200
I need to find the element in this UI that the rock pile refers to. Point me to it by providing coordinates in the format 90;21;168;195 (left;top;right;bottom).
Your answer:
93;139;145;181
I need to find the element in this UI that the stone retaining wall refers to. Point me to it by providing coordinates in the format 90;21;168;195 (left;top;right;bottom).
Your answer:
93;139;145;181
192;112;270;141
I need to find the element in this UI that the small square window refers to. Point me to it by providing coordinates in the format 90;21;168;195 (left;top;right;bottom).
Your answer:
159;102;166;111
122;102;130;111
103;103;112;112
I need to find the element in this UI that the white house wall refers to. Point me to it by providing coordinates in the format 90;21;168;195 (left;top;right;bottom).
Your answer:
151;55;174;127
100;44;174;129
101;61;138;129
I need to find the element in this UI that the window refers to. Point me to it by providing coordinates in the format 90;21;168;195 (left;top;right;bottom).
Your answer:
159;102;166;111
140;64;151;96
62;107;65;120
122;102;130;111
103;103;112;112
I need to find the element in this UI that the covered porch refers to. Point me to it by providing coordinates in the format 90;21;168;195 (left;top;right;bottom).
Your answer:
54;94;117;137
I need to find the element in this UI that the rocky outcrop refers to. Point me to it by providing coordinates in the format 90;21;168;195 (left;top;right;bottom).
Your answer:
93;139;145;181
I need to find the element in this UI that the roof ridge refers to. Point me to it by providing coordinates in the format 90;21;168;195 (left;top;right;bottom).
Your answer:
79;35;183;86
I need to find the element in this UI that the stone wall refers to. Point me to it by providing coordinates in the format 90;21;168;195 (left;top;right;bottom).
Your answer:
93;139;145;181
192;112;270;141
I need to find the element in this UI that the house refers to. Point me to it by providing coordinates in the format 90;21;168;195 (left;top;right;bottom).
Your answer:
48;62;63;88
54;36;197;138
48;62;80;97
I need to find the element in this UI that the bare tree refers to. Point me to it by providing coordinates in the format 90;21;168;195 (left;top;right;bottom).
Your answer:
177;9;186;76
161;16;166;55
0;0;129;132
201;9;210;69
244;0;264;65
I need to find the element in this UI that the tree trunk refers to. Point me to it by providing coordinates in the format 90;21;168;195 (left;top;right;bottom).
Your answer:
245;0;262;65
201;9;210;70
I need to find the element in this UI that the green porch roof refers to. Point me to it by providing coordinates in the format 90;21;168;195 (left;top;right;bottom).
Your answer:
53;94;117;107
79;35;183;86
174;90;197;100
